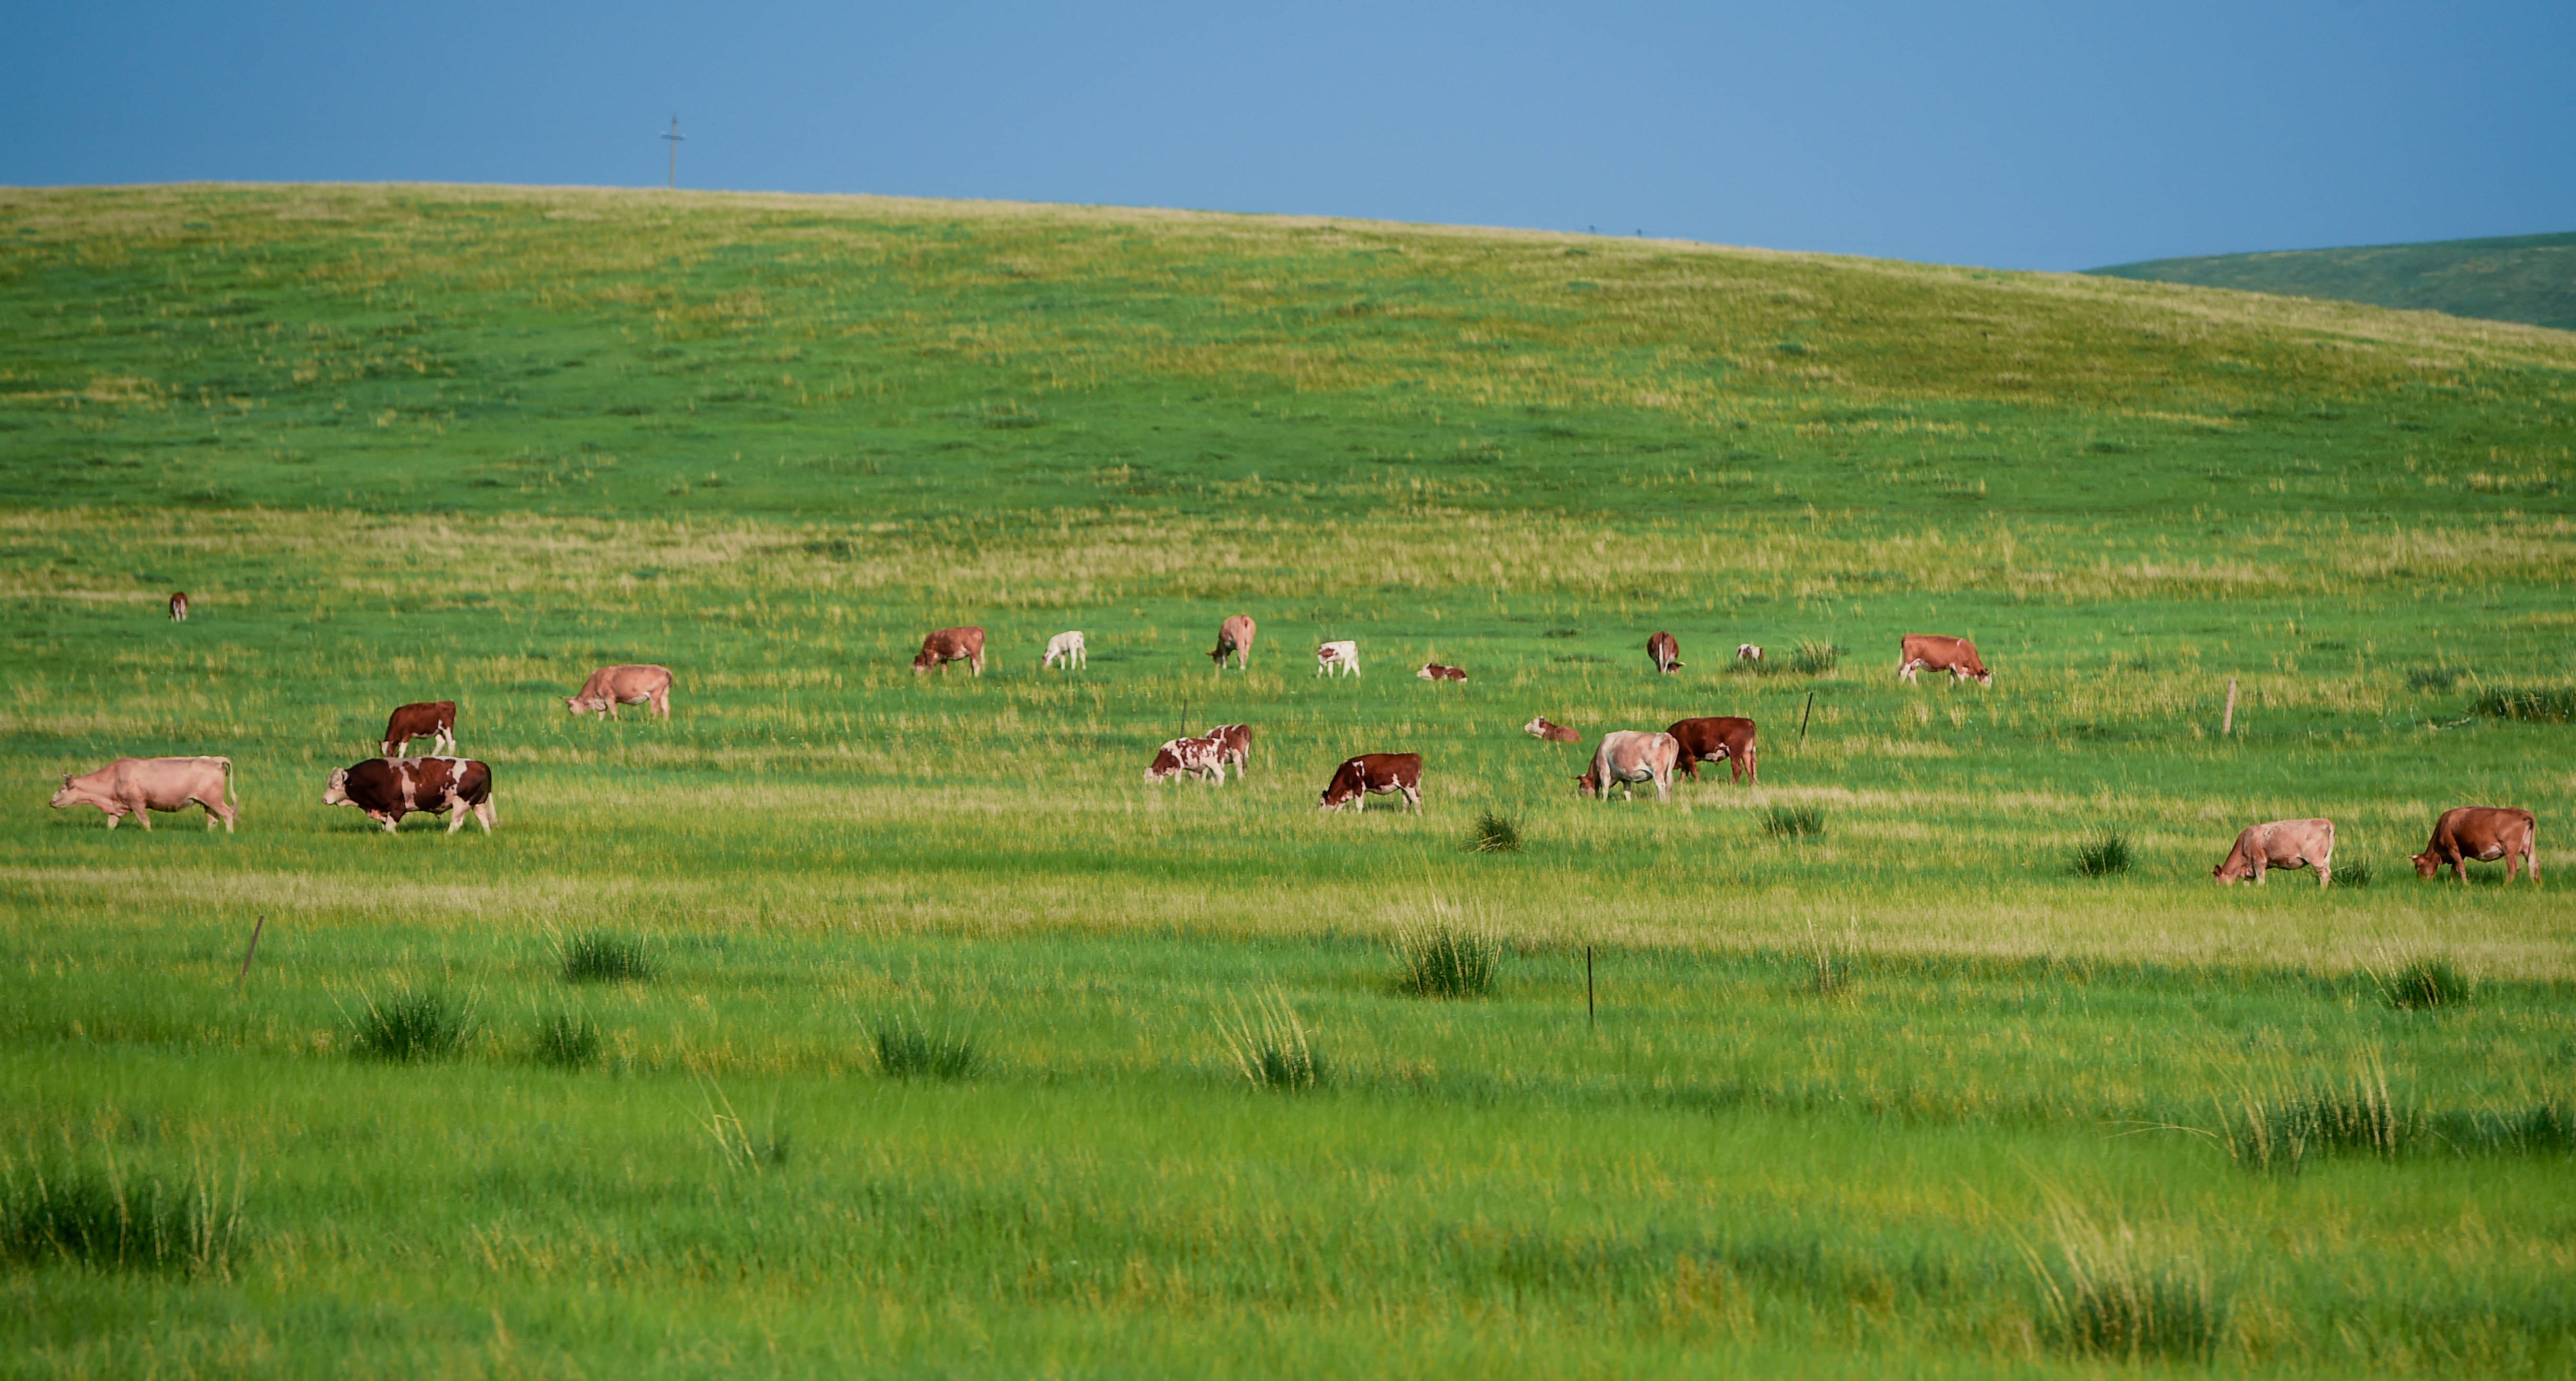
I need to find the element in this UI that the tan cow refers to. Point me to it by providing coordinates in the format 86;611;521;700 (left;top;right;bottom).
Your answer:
168;592;189;622
2213;818;2336;888
1522;716;1581;744
566;665;673;718
1666;717;1757;785
911;627;986;676
2412;807;2539;884
51;756;237;832
1317;753;1422;812
1210;615;1257;670
1578;730;1680;801
1648;631;1683;674
1897;634;1991;686
381;700;458;758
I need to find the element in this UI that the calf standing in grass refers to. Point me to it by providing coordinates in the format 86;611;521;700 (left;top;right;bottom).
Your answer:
1648;631;1683;674
2213;818;2336;888
51;756;237;832
2412;807;2538;884
1317;753;1421;812
911;627;986;676
1316;640;1360;677
168;592;188;622
381;700;457;758
1736;643;1761;663
566;664;673;719
1210;615;1256;670
1042;630;1087;670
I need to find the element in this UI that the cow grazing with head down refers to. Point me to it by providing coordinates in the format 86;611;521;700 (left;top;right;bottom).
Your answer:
566;664;673;719
323;757;495;834
1522;716;1580;744
1577;731;1681;801
1146;734;1227;783
1210;615;1256;670
168;592;188;623
1042;630;1087;670
2412;807;2539;884
1648;631;1683;675
1316;640;1360;677
1897;634;1991;686
912;627;986;676
1666;717;1758;784
2214;818;2336;889
1418;663;1467;683
51;756;236;832
1317;753;1422;812
1209;723;1251;778
381;700;457;758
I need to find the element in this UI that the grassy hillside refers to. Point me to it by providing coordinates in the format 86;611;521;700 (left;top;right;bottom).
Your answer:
2093;231;2576;333
2;183;2573;1378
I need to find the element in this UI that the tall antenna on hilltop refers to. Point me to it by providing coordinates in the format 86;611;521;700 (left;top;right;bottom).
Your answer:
662;117;685;189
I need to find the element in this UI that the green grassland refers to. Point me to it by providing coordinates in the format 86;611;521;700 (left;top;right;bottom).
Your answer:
2094;230;2576;334
2;183;2574;1377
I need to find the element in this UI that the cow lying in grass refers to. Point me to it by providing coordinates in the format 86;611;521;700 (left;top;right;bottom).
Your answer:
2213;818;2336;888
1522;716;1580;744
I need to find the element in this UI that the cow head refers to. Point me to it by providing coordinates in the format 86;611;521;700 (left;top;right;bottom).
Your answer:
1972;668;1995;686
563;695;591;716
321;768;352;807
2411;850;2441;879
1522;716;1551;738
1573;772;1598;798
48;775;75;809
2212;859;2245;885
910;649;941;673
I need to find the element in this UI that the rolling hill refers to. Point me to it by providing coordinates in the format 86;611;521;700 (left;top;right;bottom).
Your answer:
2092;229;2576;332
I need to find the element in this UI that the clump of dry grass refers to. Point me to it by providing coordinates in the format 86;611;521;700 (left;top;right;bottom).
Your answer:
1217;988;1323;1092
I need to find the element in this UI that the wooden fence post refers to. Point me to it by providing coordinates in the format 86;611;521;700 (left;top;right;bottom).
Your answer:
2223;677;2239;738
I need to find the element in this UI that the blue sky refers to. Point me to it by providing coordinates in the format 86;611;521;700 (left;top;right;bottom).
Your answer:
7;1;2570;270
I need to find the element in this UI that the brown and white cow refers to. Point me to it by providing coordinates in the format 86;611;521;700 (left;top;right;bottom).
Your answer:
1578;730;1680;801
566;664;674;718
1736;643;1762;663
2411;807;2539;884
1648;631;1683;675
2213;818;2336;889
1666;716;1758;785
1896;634;1991;686
1210;615;1257;670
1522;715;1581;744
1209;723;1252;779
1042;630;1087;670
1316;640;1360;677
1418;663;1467;683
1317;752;1422;812
168;592;189;623
323;757;496;834
1146;734;1228;784
381;700;458;758
911;627;986;676
50;756;236;832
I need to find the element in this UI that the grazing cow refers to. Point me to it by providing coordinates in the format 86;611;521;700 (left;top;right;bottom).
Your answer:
1579;730;1681;801
168;592;189;623
50;756;236;832
1896;634;1992;686
1316;640;1360;677
1418;663;1468;683
323;756;496;835
2213;818;2336;889
2411;807;2539;884
1666;716;1758;785
1648;631;1683;674
1736;643;1762;663
1210;723;1252;779
566;664;674;719
1210;615;1257;670
381;700;458;758
1316;752;1422;812
1522;715;1581;744
912;627;986;676
1042;630;1087;670
1145;734;1228;784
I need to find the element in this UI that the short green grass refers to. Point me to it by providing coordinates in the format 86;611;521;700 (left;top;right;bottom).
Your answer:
1;184;2571;1377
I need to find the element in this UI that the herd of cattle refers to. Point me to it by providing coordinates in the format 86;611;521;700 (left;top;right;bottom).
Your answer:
42;607;2543;885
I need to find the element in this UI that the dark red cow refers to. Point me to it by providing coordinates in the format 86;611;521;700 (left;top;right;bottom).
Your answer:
1666;716;1758;784
323;757;496;834
381;700;457;758
1647;631;1683;674
1316;753;1422;813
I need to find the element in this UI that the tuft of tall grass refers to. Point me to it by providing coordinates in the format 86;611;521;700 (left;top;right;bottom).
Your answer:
698;1082;790;1173
873;1012;984;1080
1467;810;1522;854
1394;922;1502;999
349;988;475;1062
2331;857;2373;888
2473;686;2576;722
2433;1101;2576;1156
2217;1063;2419;1173
2071;833;2132;877
2025;1206;2227;1363
0;1151;248;1276
2406;666;2459;693
1790;640;1843;676
534;1012;602;1068
1762;805;1825;841
2378;957;2473;1011
1803;925;1848;998
559;931;656;984
1217;988;1324;1092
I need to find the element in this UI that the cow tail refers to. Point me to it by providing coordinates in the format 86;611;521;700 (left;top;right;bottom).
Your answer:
220;756;237;807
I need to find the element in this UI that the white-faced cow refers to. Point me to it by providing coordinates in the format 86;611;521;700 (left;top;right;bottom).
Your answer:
1042;630;1087;670
1316;640;1360;677
2213;818;2336;889
1578;730;1680;801
1896;634;1991;686
1317;752;1421;813
1418;663;1467;683
1648;631;1683;675
912;627;986;676
2412;807;2539;884
168;592;189;623
1736;643;1762;663
323;757;496;834
1146;734;1228;784
1522;715;1580;744
381;700;457;758
1666;716;1758;785
566;664;673;719
1211;615;1257;670
50;756;236;832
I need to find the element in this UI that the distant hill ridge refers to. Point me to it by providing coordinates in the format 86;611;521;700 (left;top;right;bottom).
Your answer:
2091;230;2576;332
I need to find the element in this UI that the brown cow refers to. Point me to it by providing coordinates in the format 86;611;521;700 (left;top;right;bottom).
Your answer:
912;627;986;676
1522;715;1580;744
1418;663;1468;683
1317;753;1422;813
381;700;458;758
2213;818;2336;889
1666;716;1758;784
1897;634;1991;686
1647;631;1683;674
2412;807;2539;884
323;756;496;834
1578;730;1681;801
1210;615;1256;670
168;592;188;622
566;664;673;719
50;756;236;832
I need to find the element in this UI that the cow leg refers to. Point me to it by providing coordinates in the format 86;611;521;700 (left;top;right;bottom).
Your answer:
2314;859;2331;889
1403;785;1420;813
447;800;469;834
2250;857;2266;885
129;794;152;830
104;809;121;831
474;801;496;833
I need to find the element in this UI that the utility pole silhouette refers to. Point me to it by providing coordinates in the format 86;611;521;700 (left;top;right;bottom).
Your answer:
662;117;685;189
